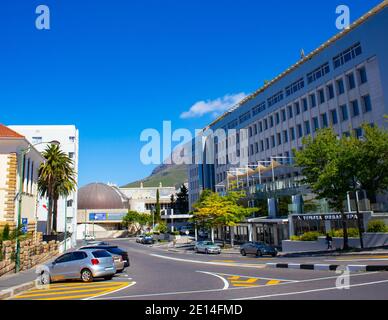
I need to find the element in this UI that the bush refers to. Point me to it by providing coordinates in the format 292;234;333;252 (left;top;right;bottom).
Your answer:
2;224;10;241
367;220;388;233
170;231;180;236
329;228;360;238
155;222;168;234
299;232;322;241
291;232;323;241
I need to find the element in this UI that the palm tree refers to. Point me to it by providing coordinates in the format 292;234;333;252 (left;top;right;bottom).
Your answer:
38;145;77;235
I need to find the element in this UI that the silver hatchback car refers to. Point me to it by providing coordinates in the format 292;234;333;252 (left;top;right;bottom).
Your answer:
37;249;116;284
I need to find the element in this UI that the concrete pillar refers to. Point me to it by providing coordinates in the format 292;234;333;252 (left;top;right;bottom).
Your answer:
248;224;253;242
211;228;215;243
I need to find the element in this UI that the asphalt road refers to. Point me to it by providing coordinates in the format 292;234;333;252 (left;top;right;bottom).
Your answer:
12;239;388;300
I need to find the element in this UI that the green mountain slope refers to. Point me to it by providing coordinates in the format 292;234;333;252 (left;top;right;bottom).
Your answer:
122;164;188;189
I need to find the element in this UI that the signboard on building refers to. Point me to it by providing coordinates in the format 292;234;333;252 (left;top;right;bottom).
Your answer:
21;218;28;234
89;213;127;221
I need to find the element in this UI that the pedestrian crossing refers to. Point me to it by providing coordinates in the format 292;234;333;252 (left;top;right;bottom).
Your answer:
11;281;134;300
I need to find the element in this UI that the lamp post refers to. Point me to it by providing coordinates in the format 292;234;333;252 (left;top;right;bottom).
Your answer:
15;140;60;273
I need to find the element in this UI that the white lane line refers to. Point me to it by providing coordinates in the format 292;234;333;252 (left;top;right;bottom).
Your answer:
149;253;266;268
84;282;136;301
234;279;388;300
197;271;229;290
91;271;379;300
213;272;298;283
326;258;388;262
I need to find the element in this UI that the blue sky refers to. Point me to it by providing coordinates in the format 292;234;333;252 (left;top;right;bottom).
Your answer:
1;0;382;187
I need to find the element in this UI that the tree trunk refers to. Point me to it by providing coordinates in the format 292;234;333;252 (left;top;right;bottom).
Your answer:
46;197;53;235
52;197;58;233
354;191;364;249
341;210;349;250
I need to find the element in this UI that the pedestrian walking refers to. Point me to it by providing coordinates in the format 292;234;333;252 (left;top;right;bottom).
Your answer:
326;234;333;250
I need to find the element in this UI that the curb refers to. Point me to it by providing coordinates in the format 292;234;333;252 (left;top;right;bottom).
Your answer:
0;280;37;300
266;263;388;272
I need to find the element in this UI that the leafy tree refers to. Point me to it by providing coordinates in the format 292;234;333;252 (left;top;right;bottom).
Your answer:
122;210;152;234
175;184;189;214
192;190;257;244
170;194;176;211
155;189;161;221
295;128;354;250
352;124;388;204
38;145;77;234
155;221;168;234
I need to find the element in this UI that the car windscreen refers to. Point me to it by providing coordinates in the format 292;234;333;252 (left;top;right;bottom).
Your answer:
92;250;111;258
203;242;214;246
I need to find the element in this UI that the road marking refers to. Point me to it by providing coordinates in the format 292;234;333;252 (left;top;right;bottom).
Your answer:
150;253;267;269
234;279;388;300
215;272;299;283
93;271;379;300
196;271;229;290
326;258;388;262
85;281;136;300
266;280;281;285
211;260;236;263
12;281;133;300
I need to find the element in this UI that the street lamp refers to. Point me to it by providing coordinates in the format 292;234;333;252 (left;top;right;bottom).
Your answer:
15;140;60;273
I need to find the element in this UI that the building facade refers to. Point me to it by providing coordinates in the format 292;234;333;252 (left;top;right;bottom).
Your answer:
188;2;388;212
0;125;44;234
8;125;79;247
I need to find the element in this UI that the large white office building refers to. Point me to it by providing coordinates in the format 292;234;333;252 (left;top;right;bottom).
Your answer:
187;2;388;245
8;125;79;247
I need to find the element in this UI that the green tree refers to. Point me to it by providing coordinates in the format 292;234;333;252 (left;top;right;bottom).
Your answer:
352;124;388;204
38;145;77;234
155;189;161;220
192;191;257;245
122;210;152;234
175;184;189;214
295;128;354;250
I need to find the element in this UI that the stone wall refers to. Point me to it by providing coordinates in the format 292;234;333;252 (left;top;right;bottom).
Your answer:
0;236;59;277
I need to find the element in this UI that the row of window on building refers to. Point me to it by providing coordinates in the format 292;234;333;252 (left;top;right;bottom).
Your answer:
226;43;364;130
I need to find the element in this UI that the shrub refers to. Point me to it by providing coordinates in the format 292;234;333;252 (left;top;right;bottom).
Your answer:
329;228;360;238
2;224;10;241
299;232;322;241
367;220;388;233
290;235;301;241
155;222;168;234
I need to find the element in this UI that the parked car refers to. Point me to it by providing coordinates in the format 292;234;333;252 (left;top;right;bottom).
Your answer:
194;241;221;254
79;245;130;267
111;253;125;273
141;235;155;245
36;250;116;284
86;241;110;246
240;242;278;257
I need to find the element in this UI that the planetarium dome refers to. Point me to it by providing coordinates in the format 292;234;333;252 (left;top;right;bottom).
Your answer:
78;183;128;210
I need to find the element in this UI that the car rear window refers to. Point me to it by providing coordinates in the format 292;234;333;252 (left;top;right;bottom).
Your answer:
108;247;124;254
92;250;111;258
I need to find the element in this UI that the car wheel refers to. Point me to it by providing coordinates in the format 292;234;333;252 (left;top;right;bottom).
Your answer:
81;269;93;283
256;250;263;257
241;249;247;256
104;275;113;281
40;271;51;285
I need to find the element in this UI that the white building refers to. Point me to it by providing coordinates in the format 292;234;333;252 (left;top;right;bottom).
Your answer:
8;125;79;247
0;125;44;234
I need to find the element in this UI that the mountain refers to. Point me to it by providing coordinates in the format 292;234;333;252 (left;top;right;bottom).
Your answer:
122;164;188;189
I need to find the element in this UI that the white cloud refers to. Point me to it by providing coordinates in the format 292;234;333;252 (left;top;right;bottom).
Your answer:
180;92;247;119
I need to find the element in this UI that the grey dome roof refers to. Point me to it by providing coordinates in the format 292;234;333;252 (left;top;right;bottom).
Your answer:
78;183;128;210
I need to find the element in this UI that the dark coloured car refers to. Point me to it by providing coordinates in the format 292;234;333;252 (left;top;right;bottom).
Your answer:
141;235;155;245
80;245;130;267
240;242;278;257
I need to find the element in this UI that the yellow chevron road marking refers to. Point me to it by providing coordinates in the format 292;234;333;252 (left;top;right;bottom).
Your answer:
12;281;132;300
232;278;259;284
266;280;281;285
